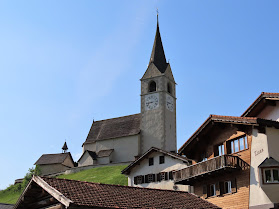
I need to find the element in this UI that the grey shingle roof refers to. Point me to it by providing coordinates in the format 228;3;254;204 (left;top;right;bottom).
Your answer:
149;17;168;73
84;114;141;144
98;149;114;157
259;157;279;167
34;153;71;165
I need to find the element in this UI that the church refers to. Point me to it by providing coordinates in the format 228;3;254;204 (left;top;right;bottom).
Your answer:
78;17;177;167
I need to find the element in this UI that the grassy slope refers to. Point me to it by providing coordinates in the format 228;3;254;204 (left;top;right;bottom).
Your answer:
0;191;21;205
58;165;128;186
0;165;128;205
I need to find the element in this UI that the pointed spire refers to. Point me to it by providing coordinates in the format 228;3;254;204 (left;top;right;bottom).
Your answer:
149;13;168;73
62;141;68;153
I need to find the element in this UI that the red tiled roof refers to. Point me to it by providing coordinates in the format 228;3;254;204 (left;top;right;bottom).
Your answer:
241;92;279;117
40;177;220;208
178;114;279;154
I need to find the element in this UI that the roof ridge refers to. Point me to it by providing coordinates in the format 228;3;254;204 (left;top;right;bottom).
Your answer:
93;113;140;123
41;153;69;156
41;176;191;194
210;114;258;120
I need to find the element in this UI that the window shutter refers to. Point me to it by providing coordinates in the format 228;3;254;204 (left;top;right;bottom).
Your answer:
169;171;173;180
134;176;138;185
216;182;220;196
152;174;155;182
202;185;207;198
138;176;144;184
157;173;161;182
219;181;224;195
165;172;169;180
145;175;148;183
231;178;237;193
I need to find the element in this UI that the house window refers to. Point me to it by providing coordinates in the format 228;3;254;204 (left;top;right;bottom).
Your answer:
203;179;236;198
263;168;279;183
230;136;248;154
224;181;232;194
134;175;144;185
216;144;225;156
209;184;216;197
149;81;156;92
157;172;168;181
159;156;165;164
149;157;154;166
145;174;155;183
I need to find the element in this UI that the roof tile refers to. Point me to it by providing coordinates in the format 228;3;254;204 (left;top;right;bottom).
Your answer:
41;177;220;209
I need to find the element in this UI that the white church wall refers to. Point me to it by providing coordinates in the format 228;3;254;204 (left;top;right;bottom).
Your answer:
78;152;96;167
82;135;139;165
63;155;75;168
83;142;97;153
97;156;111;165
128;152;189;191
257;101;279;121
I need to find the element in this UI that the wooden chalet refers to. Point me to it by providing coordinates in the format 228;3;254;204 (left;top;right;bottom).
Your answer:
175;92;279;209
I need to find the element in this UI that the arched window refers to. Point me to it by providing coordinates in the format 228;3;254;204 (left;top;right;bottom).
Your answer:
149;81;156;92
167;83;172;94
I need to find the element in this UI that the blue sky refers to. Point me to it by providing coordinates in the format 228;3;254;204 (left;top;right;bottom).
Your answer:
0;0;278;190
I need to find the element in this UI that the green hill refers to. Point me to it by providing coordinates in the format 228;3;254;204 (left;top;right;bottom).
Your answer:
0;164;128;205
58;164;128;185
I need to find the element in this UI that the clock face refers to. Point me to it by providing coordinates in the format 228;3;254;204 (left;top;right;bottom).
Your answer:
166;94;174;112
145;93;159;110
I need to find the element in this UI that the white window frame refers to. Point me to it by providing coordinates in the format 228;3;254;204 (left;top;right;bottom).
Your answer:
263;168;279;184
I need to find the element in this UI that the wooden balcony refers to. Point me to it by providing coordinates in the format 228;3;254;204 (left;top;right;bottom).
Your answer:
173;155;249;184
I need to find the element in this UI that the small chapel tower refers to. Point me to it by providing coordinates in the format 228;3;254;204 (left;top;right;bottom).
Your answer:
62;141;68;153
140;16;177;154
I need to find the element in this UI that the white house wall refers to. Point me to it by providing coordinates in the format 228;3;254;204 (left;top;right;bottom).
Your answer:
263;128;279;205
128;152;189;191
249;127;279;208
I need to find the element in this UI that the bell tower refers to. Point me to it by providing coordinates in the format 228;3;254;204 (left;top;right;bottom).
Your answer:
140;16;177;154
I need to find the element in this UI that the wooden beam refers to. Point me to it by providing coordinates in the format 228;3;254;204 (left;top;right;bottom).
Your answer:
33;176;72;207
42;203;64;209
28;197;58;209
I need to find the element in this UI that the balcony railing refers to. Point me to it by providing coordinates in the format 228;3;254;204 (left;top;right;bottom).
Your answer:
173;155;249;184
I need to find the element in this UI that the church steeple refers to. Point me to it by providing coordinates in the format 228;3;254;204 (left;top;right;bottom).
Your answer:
62;141;68;153
149;14;168;73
